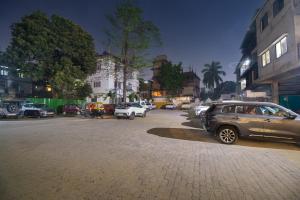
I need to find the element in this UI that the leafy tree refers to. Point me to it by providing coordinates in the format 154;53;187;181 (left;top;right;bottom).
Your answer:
202;61;226;90
217;81;236;94
105;0;161;103
104;90;116;103
5;11;97;98
128;92;139;102
75;82;93;100
158;62;183;97
138;78;148;92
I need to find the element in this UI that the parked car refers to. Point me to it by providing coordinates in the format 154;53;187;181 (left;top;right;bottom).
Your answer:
0;100;30;118
194;105;210;116
138;100;150;111
203;101;300;145
63;104;81;115
165;103;176;110
181;102;192;110
114;103;146;120
20;103;55;117
146;102;156;110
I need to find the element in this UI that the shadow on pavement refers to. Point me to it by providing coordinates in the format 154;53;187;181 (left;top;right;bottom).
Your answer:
147;128;217;143
182;120;202;129
148;127;300;151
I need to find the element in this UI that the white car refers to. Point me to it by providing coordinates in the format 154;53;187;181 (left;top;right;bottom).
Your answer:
146;102;156;110
136;100;150;111
165;103;176;110
20;103;55;117
114;103;147;120
194;105;210;116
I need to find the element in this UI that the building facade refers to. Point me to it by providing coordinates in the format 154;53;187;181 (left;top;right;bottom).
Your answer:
0;65;32;99
237;0;300;112
181;71;201;100
151;55;169;101
151;55;201;104
86;52;139;103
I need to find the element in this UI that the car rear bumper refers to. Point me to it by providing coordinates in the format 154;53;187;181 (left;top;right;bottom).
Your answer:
114;112;129;117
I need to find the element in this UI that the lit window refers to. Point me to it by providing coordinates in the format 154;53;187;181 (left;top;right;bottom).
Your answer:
275;37;287;58
0;69;8;76
262;50;270;67
241;79;246;90
240;59;251;75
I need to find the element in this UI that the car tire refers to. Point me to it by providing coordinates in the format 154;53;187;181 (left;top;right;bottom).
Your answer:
142;112;146;118
129;112;135;120
217;126;238;144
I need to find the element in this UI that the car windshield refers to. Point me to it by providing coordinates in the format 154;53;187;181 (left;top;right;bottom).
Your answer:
116;104;130;109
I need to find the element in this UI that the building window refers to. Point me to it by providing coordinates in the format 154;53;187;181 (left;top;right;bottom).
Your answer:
275;37;287;58
18;73;24;78
0;67;8;76
262;50;270;67
118;82;122;89
240;79;246;90
240;59;251;76
94;81;101;88
96;63;102;71
273;0;284;17
261;13;268;31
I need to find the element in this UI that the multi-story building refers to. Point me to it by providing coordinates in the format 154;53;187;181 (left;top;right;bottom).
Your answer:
86;52;139;103
151;55;169;101
151;55;201;104
181;71;201;100
237;0;300;112
0;65;32;99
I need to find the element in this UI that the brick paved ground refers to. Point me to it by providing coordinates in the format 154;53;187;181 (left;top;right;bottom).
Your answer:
0;110;299;200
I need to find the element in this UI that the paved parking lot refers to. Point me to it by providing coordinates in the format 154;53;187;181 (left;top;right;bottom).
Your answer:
0;110;300;200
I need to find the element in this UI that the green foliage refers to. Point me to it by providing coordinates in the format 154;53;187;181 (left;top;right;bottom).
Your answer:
217;81;236;94
200;81;236;101
104;90;116;103
75;82;93;100
5;11;97;98
202;61;226;89
138;78;148;91
105;0;161;101
128;92;139;102
158;62;183;97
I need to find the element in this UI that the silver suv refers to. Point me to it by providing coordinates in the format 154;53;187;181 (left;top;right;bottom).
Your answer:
203;101;300;144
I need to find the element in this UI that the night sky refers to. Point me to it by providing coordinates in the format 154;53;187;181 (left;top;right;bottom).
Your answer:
0;0;263;82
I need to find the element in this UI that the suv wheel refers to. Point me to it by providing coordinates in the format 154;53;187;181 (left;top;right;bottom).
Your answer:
129;112;135;120
217;126;238;144
7;104;18;113
142;112;146;118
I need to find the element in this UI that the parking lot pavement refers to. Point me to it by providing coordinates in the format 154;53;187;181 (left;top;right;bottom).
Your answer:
0;110;299;200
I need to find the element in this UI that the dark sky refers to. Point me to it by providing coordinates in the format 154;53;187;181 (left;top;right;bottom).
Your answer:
0;0;263;82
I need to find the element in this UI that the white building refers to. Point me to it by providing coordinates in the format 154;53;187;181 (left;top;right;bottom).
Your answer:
86;52;139;104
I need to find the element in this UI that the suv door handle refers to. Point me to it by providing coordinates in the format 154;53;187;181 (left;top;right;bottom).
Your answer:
264;119;271;122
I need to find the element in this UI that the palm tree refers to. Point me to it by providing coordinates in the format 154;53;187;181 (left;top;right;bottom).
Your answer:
202;61;226;90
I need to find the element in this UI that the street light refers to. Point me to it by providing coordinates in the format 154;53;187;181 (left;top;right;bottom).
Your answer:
46;85;52;92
